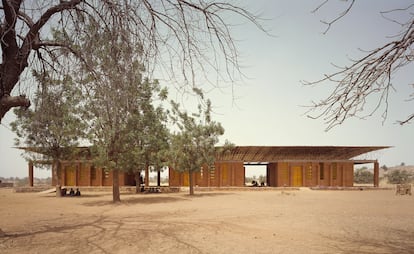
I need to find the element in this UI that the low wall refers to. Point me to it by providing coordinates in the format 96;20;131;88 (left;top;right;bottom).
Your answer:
0;182;13;188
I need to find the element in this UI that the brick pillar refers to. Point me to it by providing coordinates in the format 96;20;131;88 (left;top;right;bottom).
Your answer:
28;161;34;187
374;161;379;187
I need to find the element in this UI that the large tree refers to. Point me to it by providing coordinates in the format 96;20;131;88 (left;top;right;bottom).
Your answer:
169;99;224;195
74;18;170;202
10;71;85;197
116;79;170;194
0;0;264;122
305;1;414;130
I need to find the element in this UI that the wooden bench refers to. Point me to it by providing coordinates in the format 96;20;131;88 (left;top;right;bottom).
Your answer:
144;187;161;193
396;184;412;195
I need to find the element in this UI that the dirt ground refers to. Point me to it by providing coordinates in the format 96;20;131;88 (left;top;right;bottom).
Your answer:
0;188;413;254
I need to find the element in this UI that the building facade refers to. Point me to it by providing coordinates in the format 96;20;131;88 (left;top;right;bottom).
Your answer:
168;146;387;188
26;146;388;188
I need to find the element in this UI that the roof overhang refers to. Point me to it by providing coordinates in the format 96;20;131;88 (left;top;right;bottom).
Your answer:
216;146;391;162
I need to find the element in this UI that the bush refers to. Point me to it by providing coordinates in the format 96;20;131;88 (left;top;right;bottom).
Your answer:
386;170;413;184
354;168;373;184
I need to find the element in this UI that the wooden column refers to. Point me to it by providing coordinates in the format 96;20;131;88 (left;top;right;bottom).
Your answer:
157;170;161;187
374;161;379;187
28;161;34;187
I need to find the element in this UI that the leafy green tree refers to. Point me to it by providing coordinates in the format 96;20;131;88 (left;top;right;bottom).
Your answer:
11;72;85;197
74;20;169;202
169;100;224;195
117;80;170;193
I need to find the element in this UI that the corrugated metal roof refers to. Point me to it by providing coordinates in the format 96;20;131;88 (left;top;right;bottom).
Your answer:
215;146;390;162
18;145;390;162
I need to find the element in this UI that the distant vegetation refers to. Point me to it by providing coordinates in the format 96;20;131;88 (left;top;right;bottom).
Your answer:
355;165;414;185
0;177;51;187
354;167;374;184
385;170;413;184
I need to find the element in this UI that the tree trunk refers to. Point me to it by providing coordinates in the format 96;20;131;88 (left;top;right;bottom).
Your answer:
189;171;194;195
0;95;31;122
112;169;121;202
157;169;161;187
53;160;62;197
134;171;142;193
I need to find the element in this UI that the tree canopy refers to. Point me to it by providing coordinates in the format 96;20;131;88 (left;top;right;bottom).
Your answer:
11;71;85;196
0;0;264;122
169;100;224;195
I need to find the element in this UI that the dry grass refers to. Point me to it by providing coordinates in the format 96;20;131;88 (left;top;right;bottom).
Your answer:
0;188;413;254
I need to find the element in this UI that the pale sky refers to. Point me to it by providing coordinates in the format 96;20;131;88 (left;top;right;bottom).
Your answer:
1;0;413;178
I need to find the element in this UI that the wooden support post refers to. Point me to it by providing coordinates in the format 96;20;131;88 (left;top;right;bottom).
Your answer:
374;161;379;187
28;161;34;187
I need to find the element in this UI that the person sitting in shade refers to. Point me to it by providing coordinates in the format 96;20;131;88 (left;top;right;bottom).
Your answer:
75;188;81;196
69;188;75;196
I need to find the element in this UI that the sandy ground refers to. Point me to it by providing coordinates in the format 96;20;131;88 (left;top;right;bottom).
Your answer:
0;188;413;254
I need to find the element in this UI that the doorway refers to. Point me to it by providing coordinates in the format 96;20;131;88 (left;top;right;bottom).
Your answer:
244;164;267;186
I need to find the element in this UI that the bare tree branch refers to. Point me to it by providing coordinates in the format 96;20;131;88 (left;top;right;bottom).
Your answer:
1;0;266;122
312;0;355;34
306;4;414;130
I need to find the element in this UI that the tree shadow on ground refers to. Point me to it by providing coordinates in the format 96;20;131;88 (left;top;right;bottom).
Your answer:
0;214;205;254
324;228;414;254
42;193;107;198
81;195;190;207
186;192;235;198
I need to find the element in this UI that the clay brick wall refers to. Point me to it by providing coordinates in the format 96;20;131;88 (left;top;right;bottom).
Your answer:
168;167;181;187
342;162;354;187
77;163;91;186
276;162;289;187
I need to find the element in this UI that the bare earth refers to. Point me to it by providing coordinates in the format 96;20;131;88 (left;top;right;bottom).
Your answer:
0;188;413;254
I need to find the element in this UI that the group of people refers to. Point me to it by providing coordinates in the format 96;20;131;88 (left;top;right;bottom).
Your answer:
251;180;265;187
61;187;81;197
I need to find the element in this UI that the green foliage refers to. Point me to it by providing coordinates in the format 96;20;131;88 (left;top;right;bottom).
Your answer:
116;79;170;174
386;170;413;184
170;100;224;173
11;71;85;165
71;20;170;201
169;99;224;194
354;168;373;184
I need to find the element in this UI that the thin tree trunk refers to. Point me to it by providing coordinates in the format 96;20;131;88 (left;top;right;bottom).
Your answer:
157;169;161;187
53;160;62;197
112;169;121;202
135;171;142;193
189;171;194;195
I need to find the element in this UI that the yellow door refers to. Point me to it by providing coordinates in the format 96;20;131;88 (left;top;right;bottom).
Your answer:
291;166;302;187
183;172;189;186
65;166;76;186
